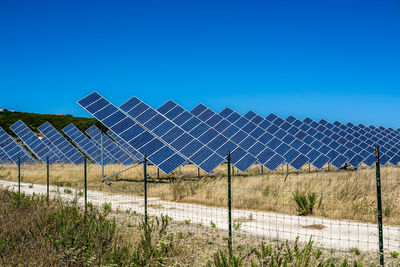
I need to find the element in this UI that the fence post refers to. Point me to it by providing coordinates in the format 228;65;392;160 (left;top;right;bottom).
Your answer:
18;157;21;195
375;146;384;266
46;157;49;202
84;157;87;215
143;154;147;226
227;151;232;262
100;123;104;181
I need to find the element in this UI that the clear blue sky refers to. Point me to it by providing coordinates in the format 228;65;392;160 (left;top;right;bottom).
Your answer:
1;0;399;127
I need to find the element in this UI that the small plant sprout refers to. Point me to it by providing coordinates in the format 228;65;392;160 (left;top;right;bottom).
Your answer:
210;221;216;228
184;220;191;225
63;188;72;194
233;222;242;231
390;251;399;258
102;202;112;215
350;248;361;256
28;184;33;188
126;208;132;214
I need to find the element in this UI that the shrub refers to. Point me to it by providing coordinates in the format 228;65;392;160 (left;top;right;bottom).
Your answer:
292;191;322;216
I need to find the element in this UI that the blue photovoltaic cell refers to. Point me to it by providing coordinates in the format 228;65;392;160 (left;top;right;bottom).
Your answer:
86;125;137;165
0;147;12;164
0;126;36;165
10;120;61;164
42;136;67;163
291;154;309;170
63;123;117;165
38;122;84;164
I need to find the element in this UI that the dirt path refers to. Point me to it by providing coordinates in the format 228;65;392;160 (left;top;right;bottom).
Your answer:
1;179;399;252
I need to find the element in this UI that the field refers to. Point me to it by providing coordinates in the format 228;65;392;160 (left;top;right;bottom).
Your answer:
3;185;393;266
1;163;399;225
1;163;400;265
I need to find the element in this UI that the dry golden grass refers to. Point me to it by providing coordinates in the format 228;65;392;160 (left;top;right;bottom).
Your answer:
1;163;399;225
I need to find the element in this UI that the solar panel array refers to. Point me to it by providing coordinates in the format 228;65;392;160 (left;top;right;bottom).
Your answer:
1;91;398;172
38;122;85;164
85;125;136;165
77;92;187;174
73;92;400;174
156;100;285;171
10;120;62;164
0;126;36;165
62;123;117;165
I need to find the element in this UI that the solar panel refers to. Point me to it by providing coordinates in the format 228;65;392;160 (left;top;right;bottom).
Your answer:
86;125;136;165
78;92;186;174
0;147;12;164
38;122;85;164
41;136;69;163
120;98;240;173
152;101;260;172
185;104;286;171
62;123;117;165
10;120;62;164
0;126;36;165
107;130;142;160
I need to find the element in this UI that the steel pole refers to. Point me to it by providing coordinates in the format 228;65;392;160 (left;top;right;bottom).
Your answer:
227;151;232;262
375;146;384;266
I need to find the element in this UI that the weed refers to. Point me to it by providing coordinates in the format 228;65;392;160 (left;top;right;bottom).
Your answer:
233;222;242;231
63;188;72;194
177;232;184;239
350;247;361;256
102;202;112;215
28;184;33;188
390;251;399;258
210;221;216;228
52;181;64;187
184;219;191;225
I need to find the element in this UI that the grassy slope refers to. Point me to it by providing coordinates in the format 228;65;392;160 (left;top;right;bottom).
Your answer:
0;110;97;136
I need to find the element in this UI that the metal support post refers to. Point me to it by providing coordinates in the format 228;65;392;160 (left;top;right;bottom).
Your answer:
143;154;148;226
46;157;49;202
101;123;104;181
227;151;233;262
18;157;21;195
375;146;384;266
